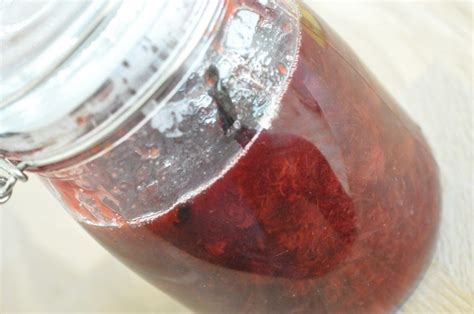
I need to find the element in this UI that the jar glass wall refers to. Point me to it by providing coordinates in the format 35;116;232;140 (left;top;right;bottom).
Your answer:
14;1;440;313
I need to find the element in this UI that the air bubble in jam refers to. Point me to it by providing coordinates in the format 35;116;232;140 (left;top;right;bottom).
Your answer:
46;1;440;313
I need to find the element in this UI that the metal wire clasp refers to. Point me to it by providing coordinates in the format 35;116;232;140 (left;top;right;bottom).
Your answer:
0;157;28;204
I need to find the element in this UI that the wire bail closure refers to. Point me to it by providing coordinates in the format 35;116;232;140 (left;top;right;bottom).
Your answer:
0;157;28;204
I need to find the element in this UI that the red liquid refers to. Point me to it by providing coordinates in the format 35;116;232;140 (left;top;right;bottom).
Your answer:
50;5;440;313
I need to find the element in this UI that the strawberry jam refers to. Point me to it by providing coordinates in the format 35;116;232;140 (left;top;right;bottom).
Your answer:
47;3;440;313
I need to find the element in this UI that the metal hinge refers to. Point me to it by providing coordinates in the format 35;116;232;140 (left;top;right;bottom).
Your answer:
0;157;29;204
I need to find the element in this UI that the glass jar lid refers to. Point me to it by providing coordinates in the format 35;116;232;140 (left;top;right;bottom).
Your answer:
0;0;221;160
0;0;223;203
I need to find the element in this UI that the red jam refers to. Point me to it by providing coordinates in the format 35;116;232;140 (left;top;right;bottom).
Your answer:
49;4;440;313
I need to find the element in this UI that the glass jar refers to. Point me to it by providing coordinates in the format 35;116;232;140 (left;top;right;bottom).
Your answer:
0;0;440;313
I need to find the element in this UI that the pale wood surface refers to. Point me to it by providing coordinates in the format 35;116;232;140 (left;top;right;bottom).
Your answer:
1;1;472;313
